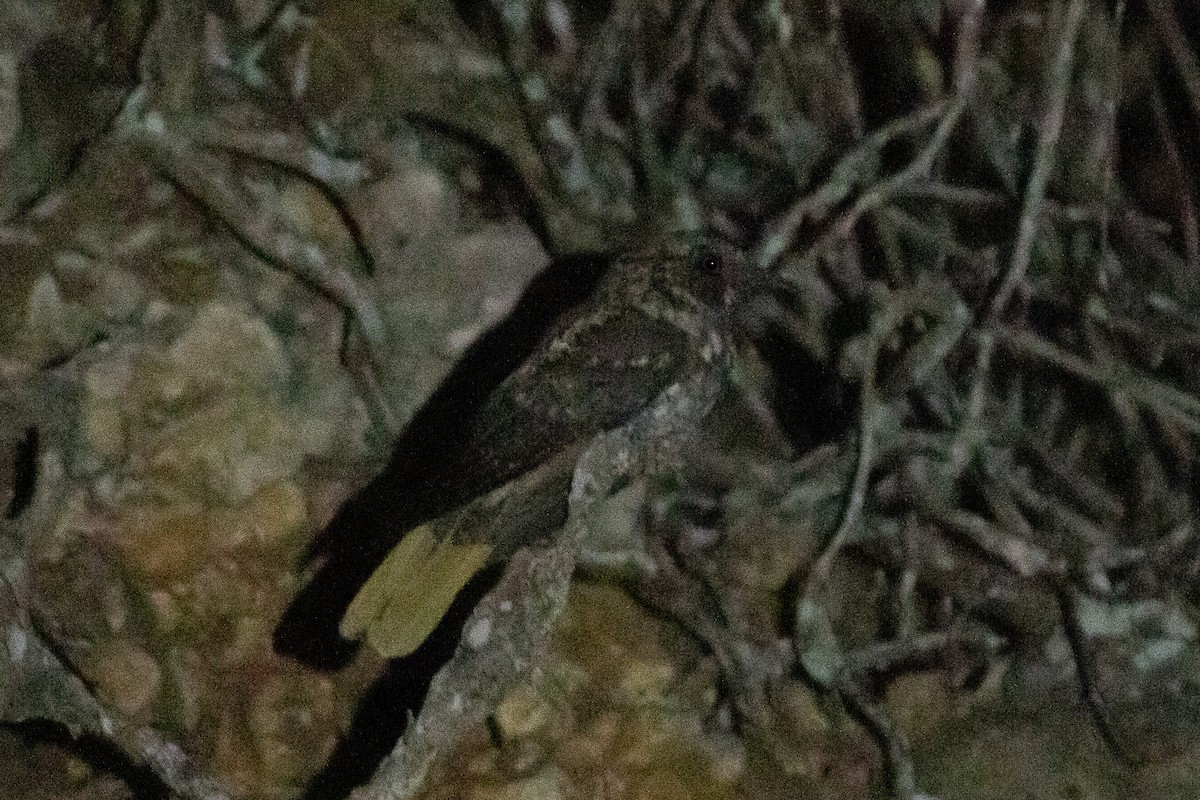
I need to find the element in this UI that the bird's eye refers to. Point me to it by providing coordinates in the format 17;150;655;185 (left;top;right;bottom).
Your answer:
697;252;723;274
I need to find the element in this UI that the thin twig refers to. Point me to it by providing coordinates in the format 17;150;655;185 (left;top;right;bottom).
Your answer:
996;325;1200;435
195;123;379;278
1149;85;1200;283
0;577;231;800
1096;0;1126;252
801;357;880;599
892;181;1008;211
823;0;865;138
928;505;1067;580
1019;435;1126;524
489;0;608;218
756;102;946;267
836;629;996;800
1053;583;1131;762
949;329;993;474
194;123;374;190
765;0;987;269
622;540;783;737
1145;0;1200;131
988;0;1087;319
132;123;385;348
837;679;917;800
129;117;396;433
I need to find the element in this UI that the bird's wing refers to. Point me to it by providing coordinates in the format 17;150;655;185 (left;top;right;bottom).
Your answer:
339;442;585;658
457;306;699;493
340;307;709;659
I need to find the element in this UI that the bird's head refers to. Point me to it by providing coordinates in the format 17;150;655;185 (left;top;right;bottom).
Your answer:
602;236;756;323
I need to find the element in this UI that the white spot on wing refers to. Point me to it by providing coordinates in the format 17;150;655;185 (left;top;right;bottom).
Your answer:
466;617;492;648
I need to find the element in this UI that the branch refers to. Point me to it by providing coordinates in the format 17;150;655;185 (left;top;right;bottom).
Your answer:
0;569;230;800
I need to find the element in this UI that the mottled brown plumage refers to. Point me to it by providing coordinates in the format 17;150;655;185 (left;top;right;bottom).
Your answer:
452;240;737;504
341;238;743;657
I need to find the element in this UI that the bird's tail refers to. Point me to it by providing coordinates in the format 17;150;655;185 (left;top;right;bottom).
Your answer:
341;523;493;658
339;443;584;659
